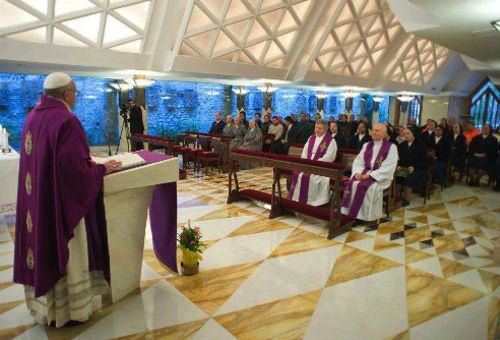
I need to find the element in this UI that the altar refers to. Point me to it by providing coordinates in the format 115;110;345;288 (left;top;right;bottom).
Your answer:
0;149;20;214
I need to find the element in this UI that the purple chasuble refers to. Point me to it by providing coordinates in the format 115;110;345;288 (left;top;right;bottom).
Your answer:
341;139;392;218
288;133;334;203
13;95;110;298
135;151;178;273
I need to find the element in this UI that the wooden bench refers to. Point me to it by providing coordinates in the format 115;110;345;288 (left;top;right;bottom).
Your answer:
227;149;356;239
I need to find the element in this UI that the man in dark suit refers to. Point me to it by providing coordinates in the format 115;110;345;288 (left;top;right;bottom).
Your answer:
127;98;144;151
209;111;226;134
270;116;299;155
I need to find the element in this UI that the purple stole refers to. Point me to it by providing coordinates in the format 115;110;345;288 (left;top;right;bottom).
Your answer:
288;133;334;203
341;140;392;218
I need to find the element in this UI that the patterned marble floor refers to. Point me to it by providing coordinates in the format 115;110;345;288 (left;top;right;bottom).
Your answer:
0;167;499;339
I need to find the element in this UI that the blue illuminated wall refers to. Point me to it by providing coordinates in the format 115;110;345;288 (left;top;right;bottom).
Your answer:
146;81;226;137
271;88;317;116
0;73;118;149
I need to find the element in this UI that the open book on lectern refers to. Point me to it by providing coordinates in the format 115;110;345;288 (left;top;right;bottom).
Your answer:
92;153;146;171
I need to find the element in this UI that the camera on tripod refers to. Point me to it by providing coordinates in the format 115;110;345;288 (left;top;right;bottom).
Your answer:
120;104;131;126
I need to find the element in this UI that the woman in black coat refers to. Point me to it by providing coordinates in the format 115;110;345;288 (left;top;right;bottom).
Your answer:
347;122;371;151
397;128;428;206
329;121;345;148
432;125;452;184
451;123;466;174
468;124;498;186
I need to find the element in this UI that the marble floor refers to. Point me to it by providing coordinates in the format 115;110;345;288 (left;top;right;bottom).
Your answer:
0;167;499;339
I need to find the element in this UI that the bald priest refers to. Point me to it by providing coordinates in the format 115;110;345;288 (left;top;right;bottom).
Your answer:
341;124;398;222
13;72;122;327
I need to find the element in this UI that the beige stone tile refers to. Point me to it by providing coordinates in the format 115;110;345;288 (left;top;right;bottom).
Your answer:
0;325;37;339
327;246;401;286
433;220;455;231
406;267;483;327
433;234;465;254
195;206;253;221
437;257;473;278
345;230;372;243
385;329;410;340
462;226;487;238
228;217;291;237
459;213;500;231
408;203;450;219
405;247;433;264
373;238;401;252
167;262;261;315
448;196;486;209
377;220;405;235
0;300;24;315
488;297;500;340
269;229;340;258
404;226;432;245
407;215;429;225
477;269;500;293
215;290;321;340
116;319;208;339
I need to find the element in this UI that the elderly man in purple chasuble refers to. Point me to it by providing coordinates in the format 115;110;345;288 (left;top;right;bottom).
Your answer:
341;123;399;222
13;72;122;327
288;119;338;206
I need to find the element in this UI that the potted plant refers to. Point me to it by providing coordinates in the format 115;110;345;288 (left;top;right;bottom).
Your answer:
178;220;206;275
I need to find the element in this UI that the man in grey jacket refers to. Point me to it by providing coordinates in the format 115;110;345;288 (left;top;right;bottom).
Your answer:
229;117;247;150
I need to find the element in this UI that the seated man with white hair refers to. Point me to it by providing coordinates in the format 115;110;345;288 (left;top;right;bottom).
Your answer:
288;119;337;206
341;123;398;222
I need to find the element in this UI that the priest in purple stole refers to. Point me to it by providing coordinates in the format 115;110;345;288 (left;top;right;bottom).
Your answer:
13;72;122;327
288;119;337;206
341;124;398;221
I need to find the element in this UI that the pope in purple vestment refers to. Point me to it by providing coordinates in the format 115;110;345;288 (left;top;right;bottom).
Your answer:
13;72;121;327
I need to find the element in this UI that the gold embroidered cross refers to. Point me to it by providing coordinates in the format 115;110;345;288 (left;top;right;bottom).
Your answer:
25;131;32;156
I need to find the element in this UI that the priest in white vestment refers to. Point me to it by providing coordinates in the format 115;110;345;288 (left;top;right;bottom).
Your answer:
288;119;337;206
341;124;398;221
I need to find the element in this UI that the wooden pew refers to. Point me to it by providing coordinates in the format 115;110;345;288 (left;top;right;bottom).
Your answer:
183;131;233;173
227;149;356;239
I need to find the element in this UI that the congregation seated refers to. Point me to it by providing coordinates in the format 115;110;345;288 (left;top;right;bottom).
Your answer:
270;116;299;155
288;119;338;206
347;122;371;151
329;121;346;148
451;123;467;174
390;126;405;145
494;143;500;191
263;116;283;152
396;128;428;206
431;124;452;184
340;124;398;222
208;111;225;134
467;124;498;186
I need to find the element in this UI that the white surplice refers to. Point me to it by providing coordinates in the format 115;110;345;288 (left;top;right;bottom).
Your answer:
24;219;109;327
290;133;337;206
341;140;398;221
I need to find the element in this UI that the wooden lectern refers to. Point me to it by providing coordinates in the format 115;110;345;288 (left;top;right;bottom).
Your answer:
102;157;179;302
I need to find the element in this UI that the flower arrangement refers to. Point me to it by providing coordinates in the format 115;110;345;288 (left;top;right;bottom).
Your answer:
178;220;206;275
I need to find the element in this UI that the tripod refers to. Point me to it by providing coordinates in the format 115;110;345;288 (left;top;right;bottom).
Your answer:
116;114;131;155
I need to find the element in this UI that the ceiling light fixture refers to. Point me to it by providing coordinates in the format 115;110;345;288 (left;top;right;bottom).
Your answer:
373;96;384;102
316;91;328;99
232;86;249;95
491;20;500;32
340;91;359;98
109;82;132;91
205;91;220;96
397;95;414;102
125;78;155;87
257;83;278;93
